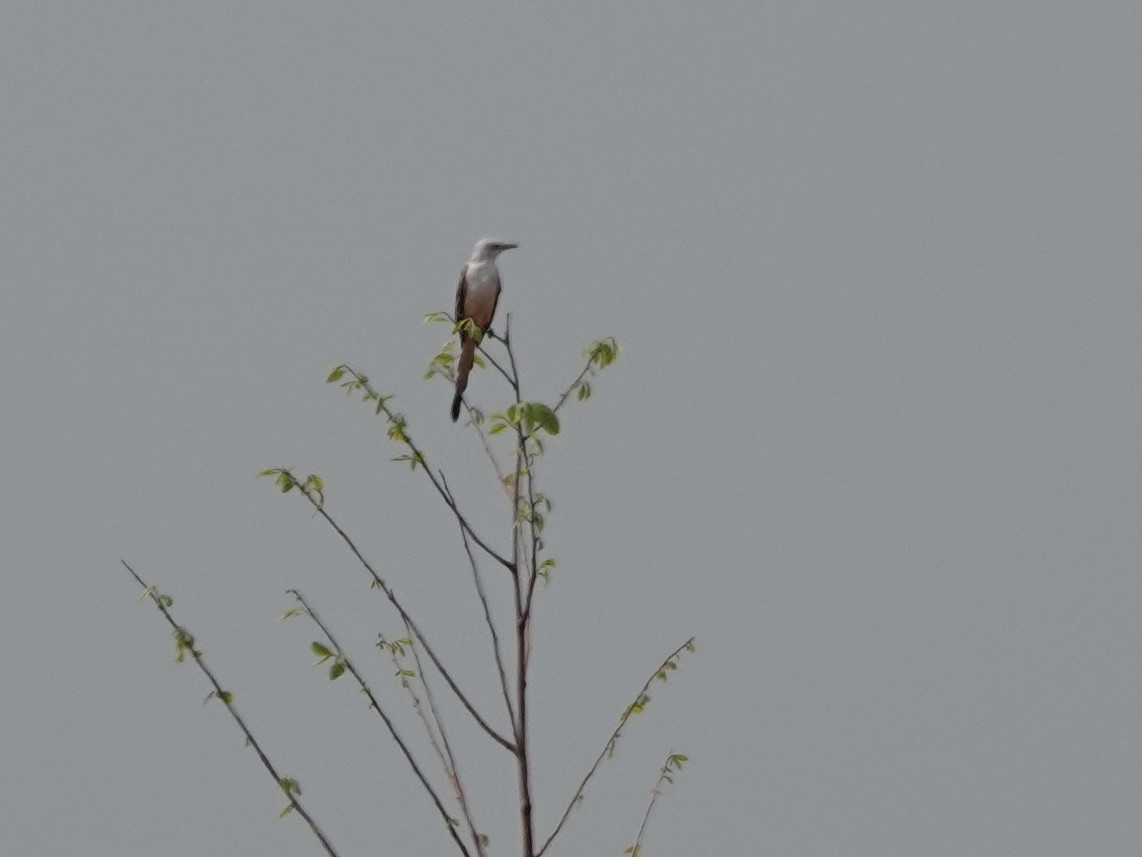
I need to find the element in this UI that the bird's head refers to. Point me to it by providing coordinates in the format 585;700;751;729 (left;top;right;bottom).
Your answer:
471;238;518;262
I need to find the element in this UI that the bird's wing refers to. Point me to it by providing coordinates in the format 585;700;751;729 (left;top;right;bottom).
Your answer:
454;266;469;325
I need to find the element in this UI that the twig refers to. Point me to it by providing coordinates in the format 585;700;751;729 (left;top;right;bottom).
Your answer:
120;561;340;857
400;624;487;857
440;472;516;727
287;590;471;857
552;337;620;413
552;362;594;413
461;406;512;498
627;753;687;857
536;638;696;857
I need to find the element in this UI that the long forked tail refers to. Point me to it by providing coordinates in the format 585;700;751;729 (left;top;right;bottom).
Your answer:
451;338;477;422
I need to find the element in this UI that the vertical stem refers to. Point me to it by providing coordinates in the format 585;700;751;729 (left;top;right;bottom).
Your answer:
503;317;536;857
515;582;534;857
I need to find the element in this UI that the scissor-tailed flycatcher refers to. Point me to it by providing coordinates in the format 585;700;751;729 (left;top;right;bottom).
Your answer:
451;238;518;422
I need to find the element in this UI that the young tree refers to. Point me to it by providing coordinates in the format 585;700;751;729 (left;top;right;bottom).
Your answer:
125;315;693;856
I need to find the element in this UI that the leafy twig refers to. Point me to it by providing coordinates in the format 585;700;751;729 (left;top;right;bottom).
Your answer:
121;561;339;857
625;753;689;857
536;637;696;857
553;338;620;413
326;364;515;573
285;590;471;857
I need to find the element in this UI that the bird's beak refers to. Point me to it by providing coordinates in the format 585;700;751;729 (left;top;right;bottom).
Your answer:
498;242;519;251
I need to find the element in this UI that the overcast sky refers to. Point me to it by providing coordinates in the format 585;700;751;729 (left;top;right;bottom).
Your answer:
4;3;1141;855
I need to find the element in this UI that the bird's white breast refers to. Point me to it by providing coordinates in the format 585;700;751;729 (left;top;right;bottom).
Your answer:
464;260;501;326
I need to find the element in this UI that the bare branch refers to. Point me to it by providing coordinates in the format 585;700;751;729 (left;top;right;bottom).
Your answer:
440;472;516;727
536;638;696;857
121;561;340;857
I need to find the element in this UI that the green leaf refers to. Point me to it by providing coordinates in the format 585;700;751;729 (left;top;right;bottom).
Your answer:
589;337;620;367
326;366;346;383
526;403;560;435
279;777;300;796
329;661;346;680
311;641;333;659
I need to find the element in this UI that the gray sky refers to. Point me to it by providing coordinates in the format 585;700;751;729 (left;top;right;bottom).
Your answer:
3;2;1141;855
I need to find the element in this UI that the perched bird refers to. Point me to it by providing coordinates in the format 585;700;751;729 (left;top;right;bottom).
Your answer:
451;238;517;421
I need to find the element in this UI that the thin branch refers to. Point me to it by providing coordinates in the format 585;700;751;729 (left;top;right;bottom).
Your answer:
500;317;538;857
120;561;340;857
536;638;696;857
440;472;516;727
287;591;471;857
457;406;512;495
552;337;620;413
627;753;687;857
552;361;594;413
477;326;517;387
400;624;487;857
275;475;516;753
333;366;515;573
384;636;451;781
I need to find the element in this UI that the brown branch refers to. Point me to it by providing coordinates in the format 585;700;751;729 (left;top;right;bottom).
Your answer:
499;317;538;857
536;638;696;857
440;473;516;727
287;591;471;857
121;561;340;857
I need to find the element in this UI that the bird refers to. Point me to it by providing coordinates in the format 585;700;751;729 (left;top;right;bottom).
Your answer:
451;238;517;421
